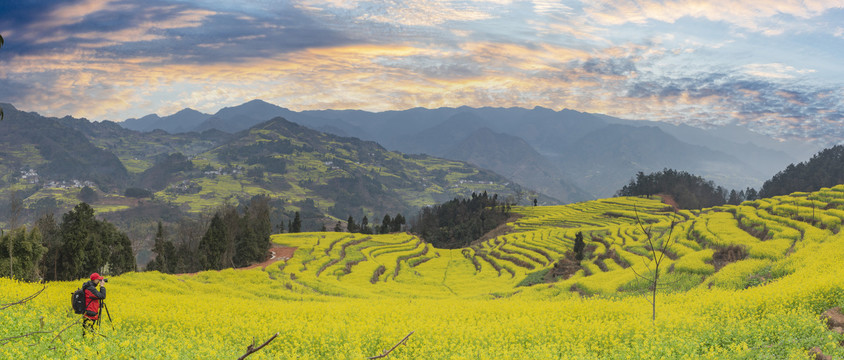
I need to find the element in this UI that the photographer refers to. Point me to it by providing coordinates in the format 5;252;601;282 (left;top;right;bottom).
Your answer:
82;273;107;336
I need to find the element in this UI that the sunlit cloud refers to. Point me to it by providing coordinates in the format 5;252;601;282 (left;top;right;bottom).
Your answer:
582;0;844;35
1;0;843;144
742;63;816;80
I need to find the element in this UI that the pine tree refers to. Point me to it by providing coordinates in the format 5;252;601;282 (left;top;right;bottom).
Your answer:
148;221;167;272
347;216;358;233
573;231;585;261
360;216;371;234
36;213;62;281
59;203;97;280
290;212;302;233
391;214;405;233
199;213;227;270
380;214;392;234
0;227;46;281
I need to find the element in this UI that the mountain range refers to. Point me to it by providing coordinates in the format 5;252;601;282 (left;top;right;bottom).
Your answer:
0;103;544;235
120;99;823;200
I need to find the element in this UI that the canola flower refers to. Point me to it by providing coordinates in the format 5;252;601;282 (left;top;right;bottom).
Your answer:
1;193;843;359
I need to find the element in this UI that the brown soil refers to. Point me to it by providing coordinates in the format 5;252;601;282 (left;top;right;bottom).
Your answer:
657;193;680;212
823;307;844;329
243;247;297;270
177;246;296;276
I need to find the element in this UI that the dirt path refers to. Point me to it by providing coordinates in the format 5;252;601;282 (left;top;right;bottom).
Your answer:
658;194;681;212
177;246;296;276
243;247;296;270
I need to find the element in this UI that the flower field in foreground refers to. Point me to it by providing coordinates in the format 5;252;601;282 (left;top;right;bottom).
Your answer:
3;190;844;359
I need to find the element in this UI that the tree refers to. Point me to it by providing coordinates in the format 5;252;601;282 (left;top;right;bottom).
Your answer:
0;227;46;281
380;214;392;234
35;213;61;281
727;189;742;205
290;212;302;233
199;213;227;270
59;203;97;280
148;221;172;272
347;216;358;233
7;193;22;279
79;186;98;203
360;215;372;234
745;187;758;201
54;203;134;280
573;231;585;261
334;221;342;232
629;205;678;323
391;214;405;233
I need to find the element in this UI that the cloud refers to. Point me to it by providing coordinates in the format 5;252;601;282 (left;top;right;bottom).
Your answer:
742;63;816;79
1;0;843;145
581;0;844;35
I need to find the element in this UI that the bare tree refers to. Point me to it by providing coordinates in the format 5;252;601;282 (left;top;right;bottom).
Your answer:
629;204;678;323
8;193;22;279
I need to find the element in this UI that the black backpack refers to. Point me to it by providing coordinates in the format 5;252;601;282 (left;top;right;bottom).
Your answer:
71;288;86;314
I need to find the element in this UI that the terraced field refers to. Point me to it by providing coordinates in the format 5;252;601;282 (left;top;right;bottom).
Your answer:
3;189;844;359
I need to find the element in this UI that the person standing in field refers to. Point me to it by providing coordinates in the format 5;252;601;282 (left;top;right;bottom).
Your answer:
82;273;106;336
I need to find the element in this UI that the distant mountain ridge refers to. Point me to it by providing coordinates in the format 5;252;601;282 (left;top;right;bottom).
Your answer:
0;104;129;190
445;127;592;203
117;99;822;198
0;104;548;235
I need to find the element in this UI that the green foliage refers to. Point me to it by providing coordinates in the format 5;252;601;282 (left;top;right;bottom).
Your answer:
34;213;61;281
78;185;98;203
139;152;195;191
124;187;153;198
290;211;302;233
412;191;511;249
52;203;134;280
760;145;844;197
617;169;729;209
0;226;46;281
573;231;585;261
194;197;273;271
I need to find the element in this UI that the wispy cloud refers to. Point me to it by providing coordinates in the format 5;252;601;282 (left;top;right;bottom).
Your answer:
0;0;843;144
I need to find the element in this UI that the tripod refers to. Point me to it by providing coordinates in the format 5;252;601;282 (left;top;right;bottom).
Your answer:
95;300;114;331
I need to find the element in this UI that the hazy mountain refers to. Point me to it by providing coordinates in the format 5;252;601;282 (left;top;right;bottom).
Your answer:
397;111;488;156
208;117;548;217
556;124;752;197
123;108;212;133
120;99;815;200
0;104;129;190
445;127;592;203
194;99;298;133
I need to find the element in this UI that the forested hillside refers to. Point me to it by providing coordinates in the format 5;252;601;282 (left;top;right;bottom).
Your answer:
760;145;844;198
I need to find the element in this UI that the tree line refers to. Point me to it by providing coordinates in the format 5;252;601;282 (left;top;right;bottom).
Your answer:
759;145;844;198
146;195;272;273
410;191;512;249
0;202;135;281
616;169;758;209
340;213;406;234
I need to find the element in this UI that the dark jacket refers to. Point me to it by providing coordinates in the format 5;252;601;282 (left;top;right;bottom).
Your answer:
82;281;106;320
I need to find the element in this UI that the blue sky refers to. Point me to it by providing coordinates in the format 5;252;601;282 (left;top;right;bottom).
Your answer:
1;0;843;144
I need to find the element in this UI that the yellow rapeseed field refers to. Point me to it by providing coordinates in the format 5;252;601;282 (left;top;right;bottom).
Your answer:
2;191;844;359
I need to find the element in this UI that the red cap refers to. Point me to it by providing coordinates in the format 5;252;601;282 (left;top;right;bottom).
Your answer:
90;273;104;281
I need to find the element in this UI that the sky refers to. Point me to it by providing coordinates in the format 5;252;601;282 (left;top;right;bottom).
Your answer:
1;0;844;144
